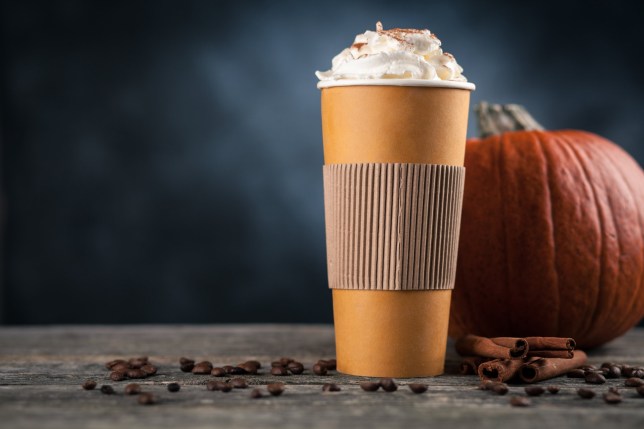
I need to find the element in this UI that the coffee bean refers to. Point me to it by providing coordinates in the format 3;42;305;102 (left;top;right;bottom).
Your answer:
326;359;337;370
180;363;195;372
312;364;327;376
141;364;157;376
111;363;130;373
211;367;227;377
585;372;606;384
124;383;142;395
566;369;586;378
581;365;597;371
490;382;509;395
622;367;636;377
231;378;248;389
605;366;621;379
250;388;263;399
128;359;147;369
220;383;233;393
206;380;222;391
547;386;560;394
280;357;294;366
179;357;195;366
110;371;127;382
105;359;127;370
408;383;428;394
637;385;644;397
478;380;495;390
229;366;247;375
82;380;97;390
223;365;236;373
380;378;398;392
192;363;212;375
603;392;622;404
633;369;644;378
138;392;156;405
360;381;380;392
287;362;304;375
245;360;262;369
271;366;288;376
625;377;644;387
317;360;329;368
524;386;545;396
510;396;530;407
577;388;596;399
267;383;285;396
127;369;147;379
608;386;620;394
322;383;341;392
600;362;615;369
238;362;258;374
100;385;115;395
167;383;181;392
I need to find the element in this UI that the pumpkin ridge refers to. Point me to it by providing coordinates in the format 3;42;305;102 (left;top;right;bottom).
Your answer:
499;132;513;335
589;134;644;340
533;131;561;335
559;133;609;346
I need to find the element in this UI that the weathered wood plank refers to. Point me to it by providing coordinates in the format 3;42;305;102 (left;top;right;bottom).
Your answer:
0;325;643;429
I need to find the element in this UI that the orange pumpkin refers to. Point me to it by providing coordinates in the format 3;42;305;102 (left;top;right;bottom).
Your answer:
449;103;644;348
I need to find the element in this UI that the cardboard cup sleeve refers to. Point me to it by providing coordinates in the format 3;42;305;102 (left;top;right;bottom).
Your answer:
323;163;465;291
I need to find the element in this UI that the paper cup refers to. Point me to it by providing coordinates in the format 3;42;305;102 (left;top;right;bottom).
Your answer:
320;79;474;377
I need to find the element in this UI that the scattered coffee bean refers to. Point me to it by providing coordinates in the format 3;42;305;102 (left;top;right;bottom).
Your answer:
625;377;644;387
271;366;288;376
110;371;127;382
231;378;248;389
605;366;621;379
322;383;341;392
245;360;262;369
608;386;620;394
129;358;148;369
212;367;227;377
312;364;327;376
360;381;380;392
600;362;615;369
478;380;495;390
238;362;258;374
192;363;212;375
280;357;294;366
581;365;597;371
603;392;622;404
510;396;530;407
317;360;329;368
287;362;304;375
380;378;398;392
179;357;195;366
124;383;142;395
577;388;596;399
637;385;644;397
100;385;115;395
250;388;263;399
127;369;147;379
223;365;236;373
180;363;195;372
220;383;233;393
326;359;337;371
585;372;606;384
229;366;247;375
138;392;156;405
267;383;285;396
167;383;181;392
408;383;428;394
111;363;130;373
141;364;157;376
547;386;560;394
622;367;636;377
82;380;97;390
633;369;644;378
567;369;586;378
524;386;545;396
490;382;509;395
105;359;127;370
207;380;222;391
271;361;285;368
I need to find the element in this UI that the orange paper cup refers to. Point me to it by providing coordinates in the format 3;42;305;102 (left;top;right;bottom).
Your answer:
320;79;474;377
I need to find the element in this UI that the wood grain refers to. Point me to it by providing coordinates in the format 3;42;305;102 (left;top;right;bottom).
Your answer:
1;325;643;429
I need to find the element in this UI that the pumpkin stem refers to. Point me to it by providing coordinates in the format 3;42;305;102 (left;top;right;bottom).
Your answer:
476;101;545;138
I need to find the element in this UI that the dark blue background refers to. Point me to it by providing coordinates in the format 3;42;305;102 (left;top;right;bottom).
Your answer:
1;0;643;324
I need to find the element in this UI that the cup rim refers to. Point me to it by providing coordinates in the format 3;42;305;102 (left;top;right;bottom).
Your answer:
317;79;475;91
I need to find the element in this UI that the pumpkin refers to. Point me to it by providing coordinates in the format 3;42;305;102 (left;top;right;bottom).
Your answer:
449;102;644;348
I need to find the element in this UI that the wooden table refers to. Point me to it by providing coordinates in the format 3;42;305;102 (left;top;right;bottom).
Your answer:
1;325;643;428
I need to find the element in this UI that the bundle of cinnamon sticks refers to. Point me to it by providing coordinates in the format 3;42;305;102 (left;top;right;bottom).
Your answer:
455;334;586;383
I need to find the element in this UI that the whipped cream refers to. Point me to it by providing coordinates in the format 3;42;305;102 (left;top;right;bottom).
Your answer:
316;22;467;82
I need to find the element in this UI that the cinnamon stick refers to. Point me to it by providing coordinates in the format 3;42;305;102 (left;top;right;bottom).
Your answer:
526;350;574;359
459;356;489;375
525;337;575;359
519;350;588;383
477;358;534;382
455;335;528;359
